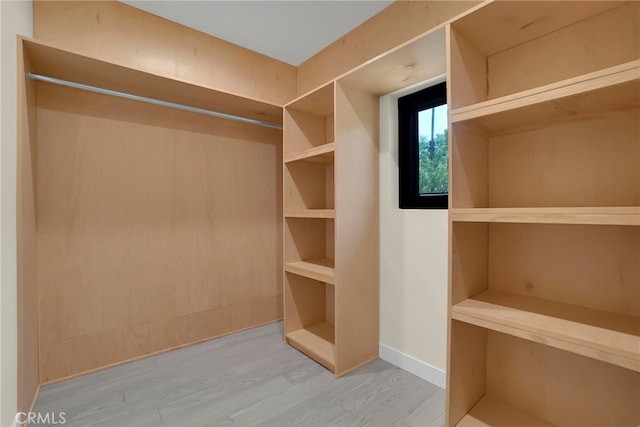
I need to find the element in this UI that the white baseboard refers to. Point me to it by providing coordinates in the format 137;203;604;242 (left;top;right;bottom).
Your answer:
379;343;446;389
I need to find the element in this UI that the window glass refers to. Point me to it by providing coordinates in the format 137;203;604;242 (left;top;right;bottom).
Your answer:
418;104;448;195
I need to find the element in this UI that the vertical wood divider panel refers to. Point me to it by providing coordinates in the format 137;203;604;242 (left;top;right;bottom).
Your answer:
446;2;640;425
333;81;379;376
17;37;40;415
35;83;283;382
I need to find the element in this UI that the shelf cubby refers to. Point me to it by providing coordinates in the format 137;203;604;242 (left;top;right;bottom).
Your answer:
449;322;640;427
452;290;639;372
284;142;334;165
455;395;554;427
447;2;639;425
284;273;335;371
284;217;334;264
284;258;335;285
450;222;639;369
283;82;334;159
449;2;639;109
286;321;335;371
451;107;639;209
284;157;334;211
283;79;378;376
450;207;640;226
451;61;639;133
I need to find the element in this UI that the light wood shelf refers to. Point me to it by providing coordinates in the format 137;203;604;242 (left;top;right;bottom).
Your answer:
285;258;335;285
451;207;640;226
286;81;334;117
23;38;283;126
456;395;555;427
452;290;640;372
451;2;623;58
284;209;335;219
451;61;640;133
284;80;378;377
447;2;639;425
285;143;335;164
285;322;335;371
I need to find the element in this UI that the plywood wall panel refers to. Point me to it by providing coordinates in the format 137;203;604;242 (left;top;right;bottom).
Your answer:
487;331;640;426
36;83;282;382
17;39;40;413
489;223;640;317
33;0;296;106
488;109;639;208
297;1;479;95
488;2;639;100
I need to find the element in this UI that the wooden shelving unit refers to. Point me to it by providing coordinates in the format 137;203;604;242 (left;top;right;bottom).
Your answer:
285;322;335;371
284;258;335;285
446;2;640;426
22;38;283;126
456;395;554;427
284;143;335;164
284;209;335;219
452;290;640;372
283;79;378;376
451;207;640;226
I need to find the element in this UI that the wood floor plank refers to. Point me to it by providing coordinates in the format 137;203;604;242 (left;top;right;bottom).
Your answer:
32;322;446;426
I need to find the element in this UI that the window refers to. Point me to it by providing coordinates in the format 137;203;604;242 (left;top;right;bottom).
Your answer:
398;82;448;209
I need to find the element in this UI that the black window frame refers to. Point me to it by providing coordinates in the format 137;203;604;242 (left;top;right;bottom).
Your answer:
398;81;448;209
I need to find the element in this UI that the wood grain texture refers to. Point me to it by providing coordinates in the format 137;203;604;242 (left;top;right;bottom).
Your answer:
451;207;640;226
286;322;335;371
284;162;334;211
283;109;332;158
23;38;283;127
284;142;335;164
450;124;488;209
450;222;488;307
33;0;296;105
447;26;487;110
447;321;486;427
452;290;640;371
297;1;480;95
489;109;639;208
486;331;640;426
447;2;640;425
333;82;379;377
452;61;640;132
338;27;446;97
34;323;446;427
452;1;624;57
36;83;282;382
283;274;327;335
456;395;554;427
488;223;640;318
17;37;41;415
487;2;639;101
284;258;335;285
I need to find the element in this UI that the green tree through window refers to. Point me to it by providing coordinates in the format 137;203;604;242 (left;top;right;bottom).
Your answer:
418;104;448;194
398;81;447;209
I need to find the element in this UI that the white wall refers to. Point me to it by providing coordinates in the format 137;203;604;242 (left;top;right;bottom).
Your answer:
1;1;33;425
379;75;448;388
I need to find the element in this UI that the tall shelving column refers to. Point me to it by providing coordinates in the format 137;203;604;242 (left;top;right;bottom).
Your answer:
445;2;640;426
283;80;379;376
283;82;337;372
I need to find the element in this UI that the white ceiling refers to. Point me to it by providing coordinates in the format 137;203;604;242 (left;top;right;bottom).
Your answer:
121;1;393;66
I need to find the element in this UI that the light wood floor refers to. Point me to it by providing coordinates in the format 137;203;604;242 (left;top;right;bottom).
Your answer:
33;322;445;426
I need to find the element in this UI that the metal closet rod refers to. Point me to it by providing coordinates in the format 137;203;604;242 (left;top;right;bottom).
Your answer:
28;73;283;130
